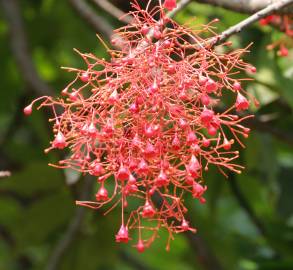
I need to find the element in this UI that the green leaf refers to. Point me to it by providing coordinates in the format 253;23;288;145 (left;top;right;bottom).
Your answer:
0;162;63;196
13;189;73;245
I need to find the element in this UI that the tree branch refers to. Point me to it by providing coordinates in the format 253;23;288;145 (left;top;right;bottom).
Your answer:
0;171;11;178
69;0;115;38
247;117;293;147
91;0;192;25
194;0;293;14
185;232;224;270
214;0;293;44
166;0;192;17
119;250;151;270
0;0;54;96
91;0;133;24
228;174;267;237
46;175;94;270
0;224;33;269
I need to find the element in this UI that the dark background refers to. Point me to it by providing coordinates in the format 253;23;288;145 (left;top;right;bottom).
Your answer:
0;1;293;270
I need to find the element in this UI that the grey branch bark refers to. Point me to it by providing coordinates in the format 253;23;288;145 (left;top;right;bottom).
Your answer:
91;0;133;24
247;117;293;147
214;0;293;44
70;0;115;38
91;0;192;24
0;171;11;178
167;0;192;17
194;0;293;14
185;232;224;270
0;0;54;96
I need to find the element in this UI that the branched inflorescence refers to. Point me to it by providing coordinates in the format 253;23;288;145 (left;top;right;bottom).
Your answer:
24;0;257;252
260;14;293;56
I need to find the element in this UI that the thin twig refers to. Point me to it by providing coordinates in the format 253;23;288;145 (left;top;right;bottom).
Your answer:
0;224;32;268
185;232;224;270
91;0;133;24
194;0;293;14
46;175;94;270
119;250;151;270
228;174;267;237
167;0;192;18
0;0;54;96
0;171;11;178
70;0;126;49
214;0;293;44
247;117;293;147
91;0;191;25
0;93;29;147
70;0;115;38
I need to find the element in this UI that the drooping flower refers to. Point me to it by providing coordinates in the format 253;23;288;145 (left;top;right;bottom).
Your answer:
52;131;66;149
95;186;108;201
235;92;250;111
116;225;129;243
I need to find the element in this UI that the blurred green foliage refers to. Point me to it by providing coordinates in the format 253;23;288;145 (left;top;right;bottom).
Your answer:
0;1;293;270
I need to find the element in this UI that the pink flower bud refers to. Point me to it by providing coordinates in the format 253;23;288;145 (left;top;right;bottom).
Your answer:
233;81;241;91
136;239;145;253
80;72;89;82
23;105;32;116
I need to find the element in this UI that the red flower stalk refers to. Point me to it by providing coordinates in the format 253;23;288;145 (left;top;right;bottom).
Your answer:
25;1;256;251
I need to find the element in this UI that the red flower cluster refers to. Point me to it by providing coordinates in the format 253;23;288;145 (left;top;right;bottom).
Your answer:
260;14;293;57
25;1;256;251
